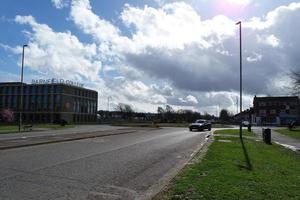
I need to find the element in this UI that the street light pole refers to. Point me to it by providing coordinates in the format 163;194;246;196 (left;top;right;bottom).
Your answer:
19;44;28;132
235;21;252;169
236;21;243;140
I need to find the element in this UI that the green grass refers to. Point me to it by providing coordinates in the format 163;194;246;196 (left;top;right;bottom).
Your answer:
155;136;300;200
276;128;300;141
0;125;19;134
111;122;234;128
110;122;188;128
0;124;75;134
214;129;256;137
35;124;75;129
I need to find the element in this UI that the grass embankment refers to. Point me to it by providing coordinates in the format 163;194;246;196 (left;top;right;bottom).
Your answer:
110;121;232;128
276;128;300;141
214;129;256;137
0;124;75;134
0;125;19;134
155;134;300;200
35;124;75;129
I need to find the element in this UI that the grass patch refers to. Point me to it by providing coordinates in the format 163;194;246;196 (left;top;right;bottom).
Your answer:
35;124;75;129
276;128;300;141
214;129;256;137
0;124;75;134
110;122;188;128
0;125;19;134
155;136;300;200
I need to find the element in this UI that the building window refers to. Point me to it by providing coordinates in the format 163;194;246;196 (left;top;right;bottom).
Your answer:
259;110;266;116
259;102;266;106
7;87;12;95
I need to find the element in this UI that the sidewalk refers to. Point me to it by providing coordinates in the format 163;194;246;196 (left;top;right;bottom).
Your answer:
253;127;300;152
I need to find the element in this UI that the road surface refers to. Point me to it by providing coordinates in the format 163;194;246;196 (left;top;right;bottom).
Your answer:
0;127;210;200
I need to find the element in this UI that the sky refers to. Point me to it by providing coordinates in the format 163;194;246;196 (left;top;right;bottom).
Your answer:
0;0;299;115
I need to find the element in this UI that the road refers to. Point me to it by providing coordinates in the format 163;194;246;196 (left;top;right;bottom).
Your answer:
0;127;210;200
0;125;126;140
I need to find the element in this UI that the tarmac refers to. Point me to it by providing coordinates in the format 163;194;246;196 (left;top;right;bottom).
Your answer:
0;125;158;150
252;127;300;152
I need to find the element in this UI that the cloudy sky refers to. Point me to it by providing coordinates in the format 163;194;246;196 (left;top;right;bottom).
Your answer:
0;0;299;114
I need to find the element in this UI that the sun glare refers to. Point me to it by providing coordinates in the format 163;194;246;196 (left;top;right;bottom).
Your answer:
213;0;249;17
225;0;251;6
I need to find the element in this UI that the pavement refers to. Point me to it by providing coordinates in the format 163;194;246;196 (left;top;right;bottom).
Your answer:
0;127;211;200
252;127;300;152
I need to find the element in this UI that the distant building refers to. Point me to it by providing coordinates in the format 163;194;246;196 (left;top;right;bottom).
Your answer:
253;96;300;125
0;81;98;124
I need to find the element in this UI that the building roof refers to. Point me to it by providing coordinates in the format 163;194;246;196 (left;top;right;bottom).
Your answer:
254;96;299;101
0;81;97;93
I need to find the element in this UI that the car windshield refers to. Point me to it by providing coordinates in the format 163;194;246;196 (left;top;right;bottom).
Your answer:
196;120;206;123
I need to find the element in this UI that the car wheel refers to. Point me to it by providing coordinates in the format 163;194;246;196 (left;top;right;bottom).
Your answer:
208;127;211;131
189;128;192;131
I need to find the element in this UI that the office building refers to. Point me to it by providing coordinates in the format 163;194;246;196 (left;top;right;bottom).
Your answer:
0;81;98;124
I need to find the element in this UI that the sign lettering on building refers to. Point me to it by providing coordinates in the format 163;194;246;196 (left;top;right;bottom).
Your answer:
31;78;84;88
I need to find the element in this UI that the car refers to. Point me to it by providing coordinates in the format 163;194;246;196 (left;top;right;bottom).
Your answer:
189;119;211;131
242;121;250;127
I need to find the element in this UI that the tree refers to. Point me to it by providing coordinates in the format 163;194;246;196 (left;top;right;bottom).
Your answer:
115;103;134;119
157;106;165;114
291;71;300;95
1;109;14;122
219;109;231;121
165;105;173;113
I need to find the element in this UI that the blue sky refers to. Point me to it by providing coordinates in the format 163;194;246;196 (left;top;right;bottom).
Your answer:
0;0;299;113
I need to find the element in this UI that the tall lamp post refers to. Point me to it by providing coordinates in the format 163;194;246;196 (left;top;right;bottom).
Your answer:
19;44;28;132
236;21;252;169
236;21;243;141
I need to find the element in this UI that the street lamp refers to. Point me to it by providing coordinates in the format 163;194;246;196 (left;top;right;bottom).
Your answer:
236;21;252;170
19;44;28;132
236;21;243;140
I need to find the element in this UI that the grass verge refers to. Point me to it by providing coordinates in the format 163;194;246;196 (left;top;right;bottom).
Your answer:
0;124;75;134
110;122;233;128
154;136;300;200
35;124;75;129
0;125;19;134
214;129;256;137
276;128;300;141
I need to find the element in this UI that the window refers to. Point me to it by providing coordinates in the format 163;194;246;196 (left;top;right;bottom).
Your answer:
259;110;266;116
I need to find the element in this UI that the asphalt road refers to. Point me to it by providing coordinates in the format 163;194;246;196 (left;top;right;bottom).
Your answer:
0;125;126;140
0;127;210;200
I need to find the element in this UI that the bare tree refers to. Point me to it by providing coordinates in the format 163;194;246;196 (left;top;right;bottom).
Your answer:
291;71;300;95
115;103;134;119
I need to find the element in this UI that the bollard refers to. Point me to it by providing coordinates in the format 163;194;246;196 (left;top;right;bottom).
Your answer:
247;124;251;132
264;128;271;144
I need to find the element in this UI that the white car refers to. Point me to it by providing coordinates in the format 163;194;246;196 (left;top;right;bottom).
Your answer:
242;121;250;127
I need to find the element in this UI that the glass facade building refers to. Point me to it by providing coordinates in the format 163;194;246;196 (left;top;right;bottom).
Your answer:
0;82;98;123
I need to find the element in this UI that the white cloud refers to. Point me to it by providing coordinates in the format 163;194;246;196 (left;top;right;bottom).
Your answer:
179;95;198;104
246;52;262;62
5;0;300;114
51;0;69;9
257;34;280;47
14;15;101;81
